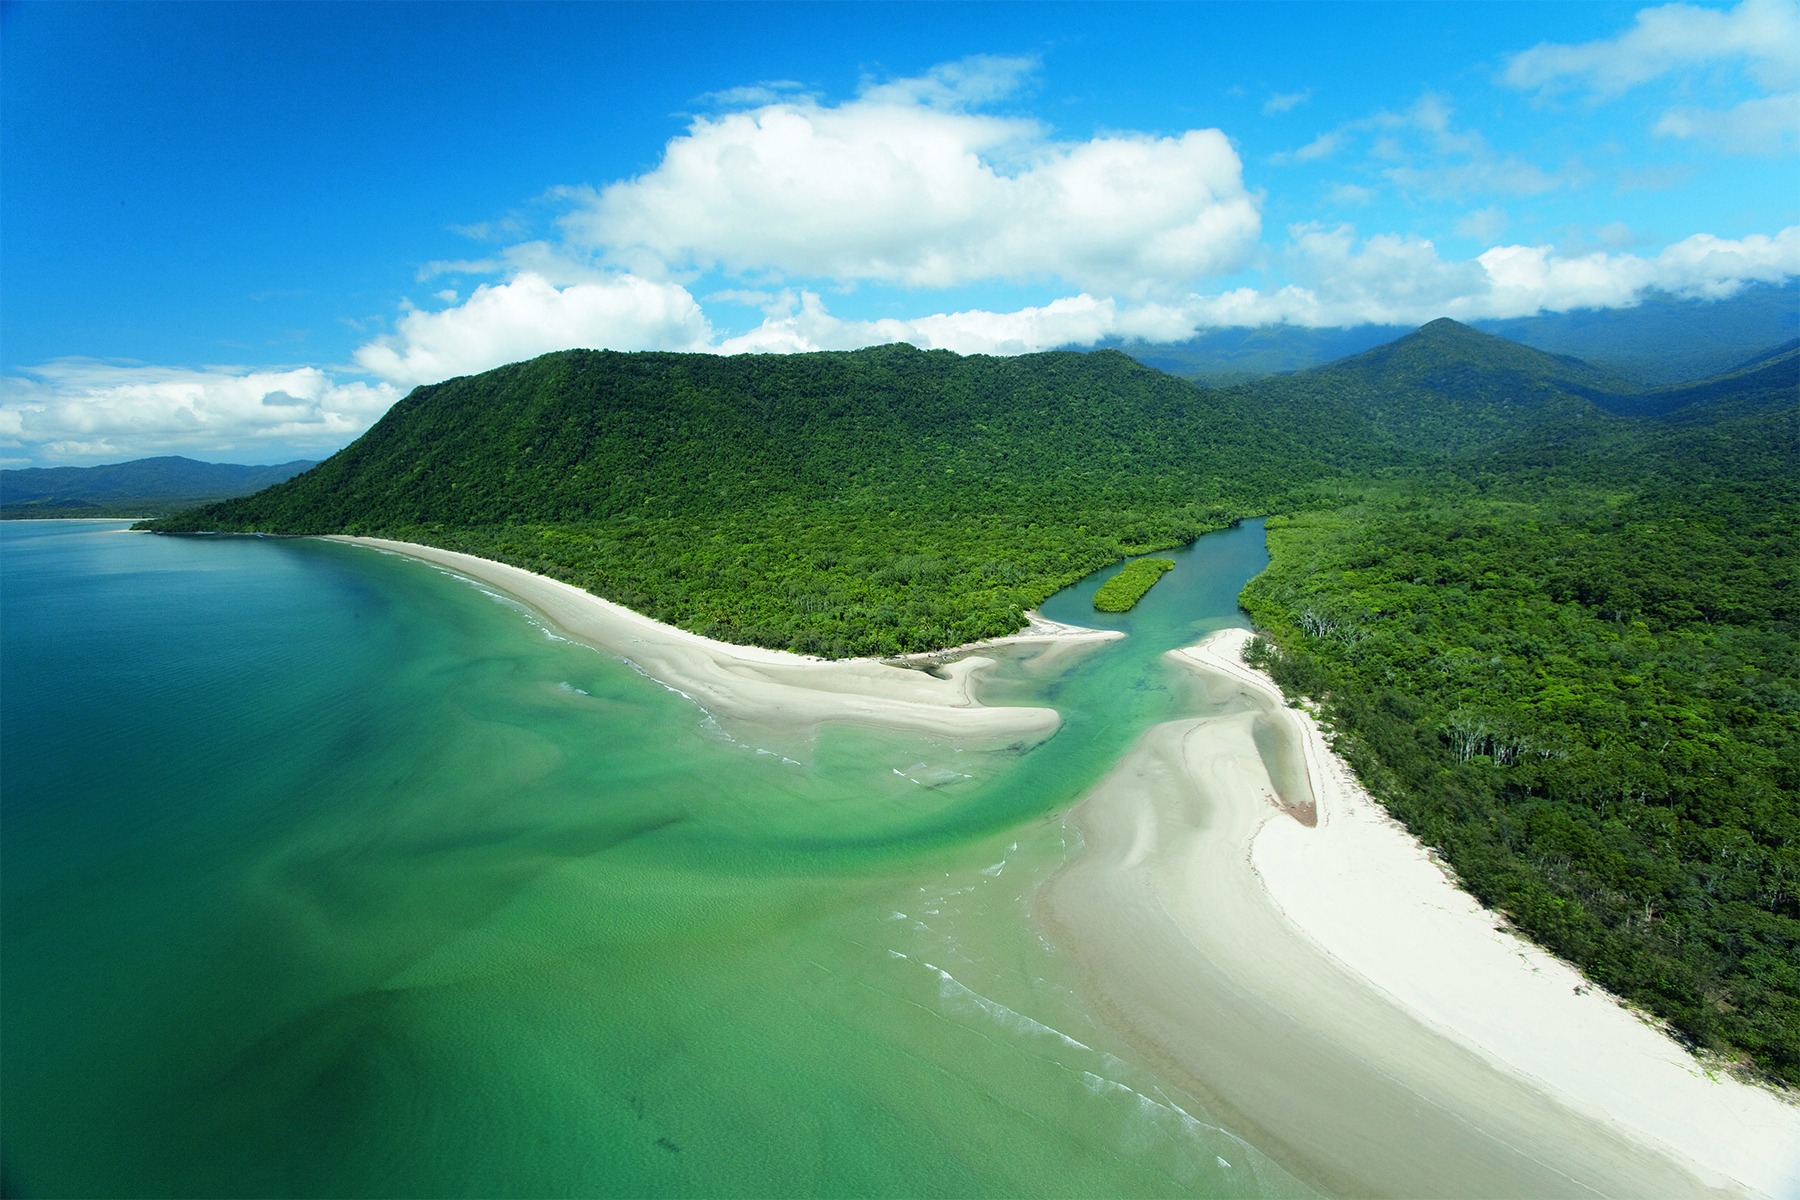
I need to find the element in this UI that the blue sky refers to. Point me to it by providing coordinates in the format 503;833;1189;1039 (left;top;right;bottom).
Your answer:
3;0;1797;465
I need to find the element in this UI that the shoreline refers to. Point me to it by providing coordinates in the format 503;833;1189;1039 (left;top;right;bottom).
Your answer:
325;536;1093;743
1150;627;1799;1196
326;534;1798;1192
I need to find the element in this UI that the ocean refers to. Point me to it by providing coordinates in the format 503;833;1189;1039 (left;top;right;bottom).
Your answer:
0;518;1313;1198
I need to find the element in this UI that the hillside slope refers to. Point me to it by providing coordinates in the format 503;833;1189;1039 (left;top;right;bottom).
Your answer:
151;347;1330;653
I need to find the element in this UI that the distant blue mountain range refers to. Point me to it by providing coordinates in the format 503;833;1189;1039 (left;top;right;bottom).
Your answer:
1107;281;1800;385
1;455;318;517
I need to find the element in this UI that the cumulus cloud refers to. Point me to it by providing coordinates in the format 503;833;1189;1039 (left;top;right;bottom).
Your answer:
361;219;1800;376
1184;223;1800;328
557;56;1260;297
0;362;399;464
717;290;1195;356
707;223;1800;351
352;273;713;388
1504;0;1800;154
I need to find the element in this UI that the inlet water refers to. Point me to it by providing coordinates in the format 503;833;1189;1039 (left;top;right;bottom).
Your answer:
1;519;1313;1198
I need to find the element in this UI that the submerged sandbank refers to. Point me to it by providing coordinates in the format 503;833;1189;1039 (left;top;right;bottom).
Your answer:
1039;626;1797;1196
327;537;1078;743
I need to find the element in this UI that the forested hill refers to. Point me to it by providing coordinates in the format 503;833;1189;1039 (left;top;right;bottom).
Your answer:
1202;318;1644;462
145;328;1764;652
146;331;1648;652
2;455;316;518
146;325;1799;1085
147;344;1347;654
161;346;1306;534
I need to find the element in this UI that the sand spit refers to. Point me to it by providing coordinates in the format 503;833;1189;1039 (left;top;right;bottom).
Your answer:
327;537;1066;743
1041;626;1797;1196
889;609;1126;662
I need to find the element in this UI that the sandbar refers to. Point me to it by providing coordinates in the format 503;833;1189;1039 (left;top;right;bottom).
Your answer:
327;536;1075;743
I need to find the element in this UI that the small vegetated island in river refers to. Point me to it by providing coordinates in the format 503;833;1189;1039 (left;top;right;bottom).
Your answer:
145;320;1800;1089
1093;558;1175;612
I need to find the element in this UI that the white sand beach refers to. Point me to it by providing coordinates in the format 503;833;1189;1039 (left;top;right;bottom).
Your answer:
327;537;1079;743
1100;627;1798;1196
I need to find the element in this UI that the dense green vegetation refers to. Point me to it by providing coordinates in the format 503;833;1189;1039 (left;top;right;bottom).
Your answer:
145;323;1800;1083
1;456;316;519
1240;354;1799;1083
1093;558;1175;612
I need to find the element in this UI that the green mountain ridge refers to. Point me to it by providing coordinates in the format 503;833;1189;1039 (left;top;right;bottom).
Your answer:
144;323;1799;1085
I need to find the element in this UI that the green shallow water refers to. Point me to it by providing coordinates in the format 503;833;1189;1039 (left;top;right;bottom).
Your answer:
1;519;1314;1198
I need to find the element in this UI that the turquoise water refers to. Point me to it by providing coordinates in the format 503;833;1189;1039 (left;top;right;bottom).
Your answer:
1;519;1311;1198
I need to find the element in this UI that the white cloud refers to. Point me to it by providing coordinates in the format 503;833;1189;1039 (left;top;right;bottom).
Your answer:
857;54;1040;109
352;273;713;388
1277;92;1567;200
1655;90;1800;153
701;223;1800;349
1289;132;1342;162
717;290;1194;356
1183;223;1800;328
1264;89;1313;115
1504;0;1800;154
0;362;399;464
697;80;814;109
557;56;1260;297
1503;0;1800;96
